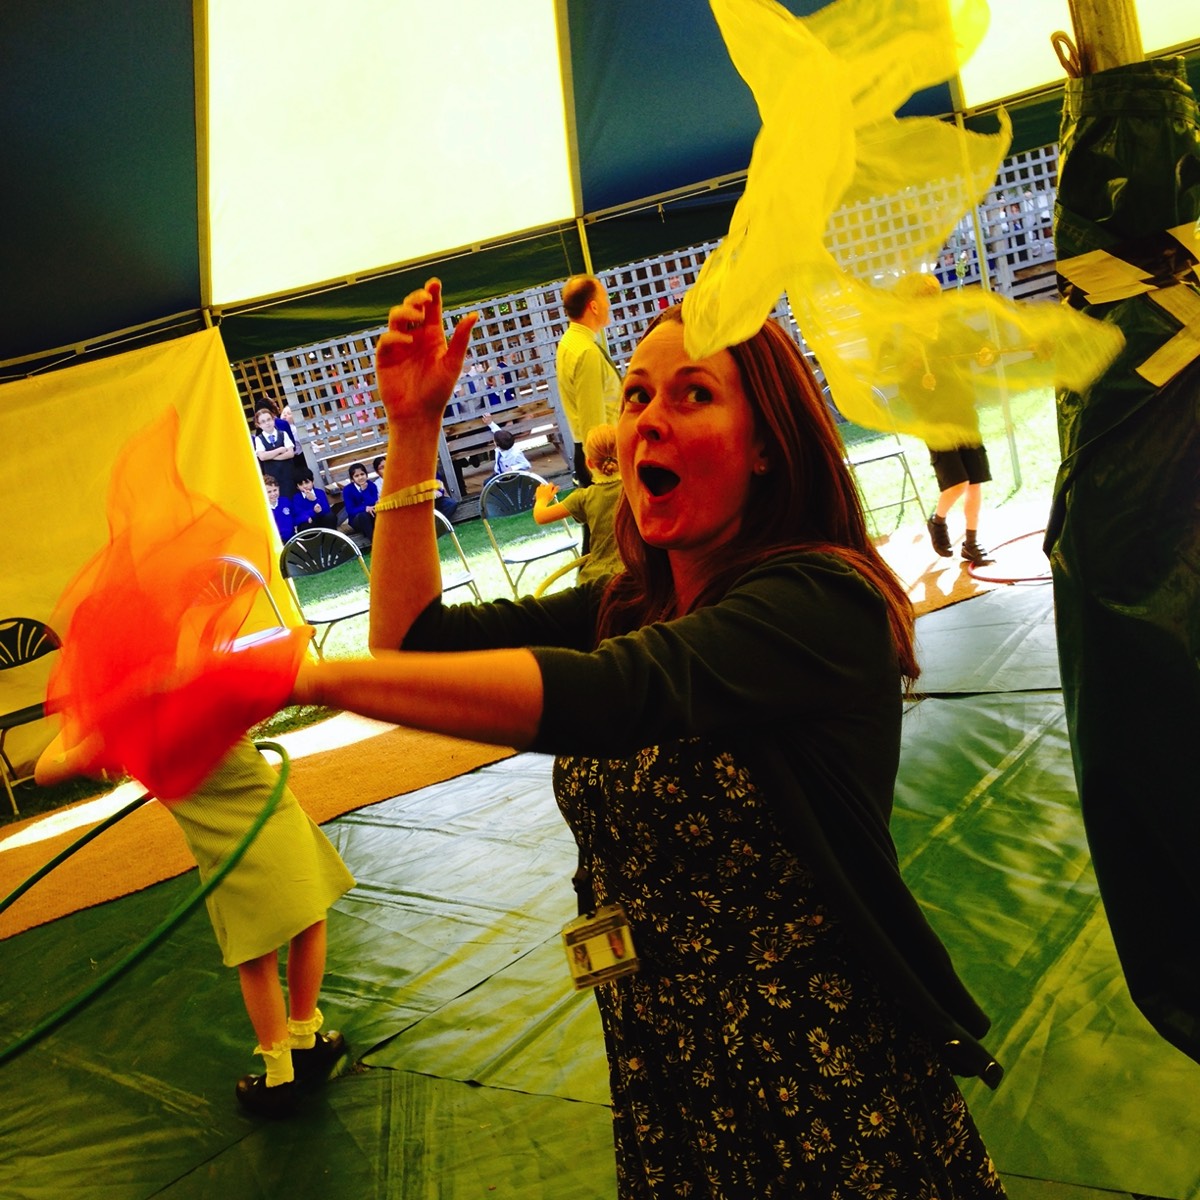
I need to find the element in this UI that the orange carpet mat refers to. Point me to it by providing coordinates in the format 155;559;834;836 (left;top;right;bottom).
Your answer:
0;719;512;940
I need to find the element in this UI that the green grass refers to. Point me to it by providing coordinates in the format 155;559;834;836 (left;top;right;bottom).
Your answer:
303;392;1061;662
249;704;340;740
2;772;127;829
1;390;1061;830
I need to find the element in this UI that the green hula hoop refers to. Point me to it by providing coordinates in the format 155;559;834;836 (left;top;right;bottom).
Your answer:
0;740;290;1068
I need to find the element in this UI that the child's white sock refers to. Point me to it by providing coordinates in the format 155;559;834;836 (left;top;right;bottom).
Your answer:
254;1041;295;1086
286;1007;323;1051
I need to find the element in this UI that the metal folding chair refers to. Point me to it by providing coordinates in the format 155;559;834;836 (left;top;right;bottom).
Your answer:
479;471;581;598
532;554;590;598
191;554;292;651
435;510;483;603
825;385;925;534
279;528;371;659
0;618;61;815
197;556;285;622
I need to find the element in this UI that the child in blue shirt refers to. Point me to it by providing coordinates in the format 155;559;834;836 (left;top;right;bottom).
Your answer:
341;462;378;543
488;423;532;476
292;470;336;531
264;475;295;543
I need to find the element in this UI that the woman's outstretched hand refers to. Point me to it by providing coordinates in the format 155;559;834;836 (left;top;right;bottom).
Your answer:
375;278;478;424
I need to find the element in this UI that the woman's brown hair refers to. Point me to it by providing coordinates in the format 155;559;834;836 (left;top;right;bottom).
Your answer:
597;306;918;686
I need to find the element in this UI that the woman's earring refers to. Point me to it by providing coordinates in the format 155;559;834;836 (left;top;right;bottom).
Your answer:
753;461;769;475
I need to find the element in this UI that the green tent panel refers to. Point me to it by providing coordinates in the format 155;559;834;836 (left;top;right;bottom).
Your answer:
5;1;1197;374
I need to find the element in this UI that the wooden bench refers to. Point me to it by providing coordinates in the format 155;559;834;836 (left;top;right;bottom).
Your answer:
297;381;572;524
1009;259;1059;300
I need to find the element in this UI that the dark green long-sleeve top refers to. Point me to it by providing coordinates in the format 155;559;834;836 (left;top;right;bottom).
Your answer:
404;549;998;1082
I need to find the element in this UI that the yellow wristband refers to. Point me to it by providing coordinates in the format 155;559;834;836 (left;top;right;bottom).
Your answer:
375;480;444;512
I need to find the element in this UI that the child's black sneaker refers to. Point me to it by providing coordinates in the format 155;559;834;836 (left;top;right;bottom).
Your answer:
961;539;994;567
927;515;953;557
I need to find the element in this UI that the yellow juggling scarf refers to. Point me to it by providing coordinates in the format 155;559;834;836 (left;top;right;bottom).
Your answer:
682;0;1124;449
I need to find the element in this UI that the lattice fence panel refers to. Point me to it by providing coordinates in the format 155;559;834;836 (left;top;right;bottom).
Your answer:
230;142;1062;512
230;355;284;422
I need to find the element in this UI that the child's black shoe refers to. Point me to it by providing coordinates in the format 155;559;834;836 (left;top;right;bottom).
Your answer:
292;1030;348;1084
236;1073;299;1118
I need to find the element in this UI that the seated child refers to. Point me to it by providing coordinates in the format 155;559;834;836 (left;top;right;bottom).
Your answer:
434;463;458;521
532;423;624;583
340;462;378;544
488;423;532;476
292;470;336;531
263;474;295;543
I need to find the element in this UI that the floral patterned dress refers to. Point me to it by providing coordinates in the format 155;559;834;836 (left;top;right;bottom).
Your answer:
554;738;1005;1200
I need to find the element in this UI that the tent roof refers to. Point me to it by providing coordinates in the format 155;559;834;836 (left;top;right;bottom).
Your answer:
3;0;1197;372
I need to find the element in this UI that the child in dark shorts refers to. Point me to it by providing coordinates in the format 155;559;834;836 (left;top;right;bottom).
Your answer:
926;442;995;565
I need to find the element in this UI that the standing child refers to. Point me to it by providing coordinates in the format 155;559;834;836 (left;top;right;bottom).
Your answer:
251;405;301;497
532;422;624;583
888;273;996;568
926;441;995;566
38;733;355;1118
169;737;355;1117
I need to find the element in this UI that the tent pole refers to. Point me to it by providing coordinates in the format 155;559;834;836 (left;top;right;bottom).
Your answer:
193;0;213;312
1066;0;1144;72
554;0;584;225
577;218;595;276
950;43;1022;491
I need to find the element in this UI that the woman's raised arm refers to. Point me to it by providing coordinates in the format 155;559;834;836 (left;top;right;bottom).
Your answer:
368;279;478;652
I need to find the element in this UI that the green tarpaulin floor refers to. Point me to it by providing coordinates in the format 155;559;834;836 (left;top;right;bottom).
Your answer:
3;583;1199;1199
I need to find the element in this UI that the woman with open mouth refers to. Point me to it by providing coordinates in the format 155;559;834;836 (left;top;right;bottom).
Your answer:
296;278;1005;1197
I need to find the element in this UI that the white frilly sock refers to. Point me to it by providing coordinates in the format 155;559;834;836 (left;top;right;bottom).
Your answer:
254;1041;295;1087
286;1006;324;1051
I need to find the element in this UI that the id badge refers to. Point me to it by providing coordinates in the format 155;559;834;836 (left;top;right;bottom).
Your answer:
562;903;639;990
